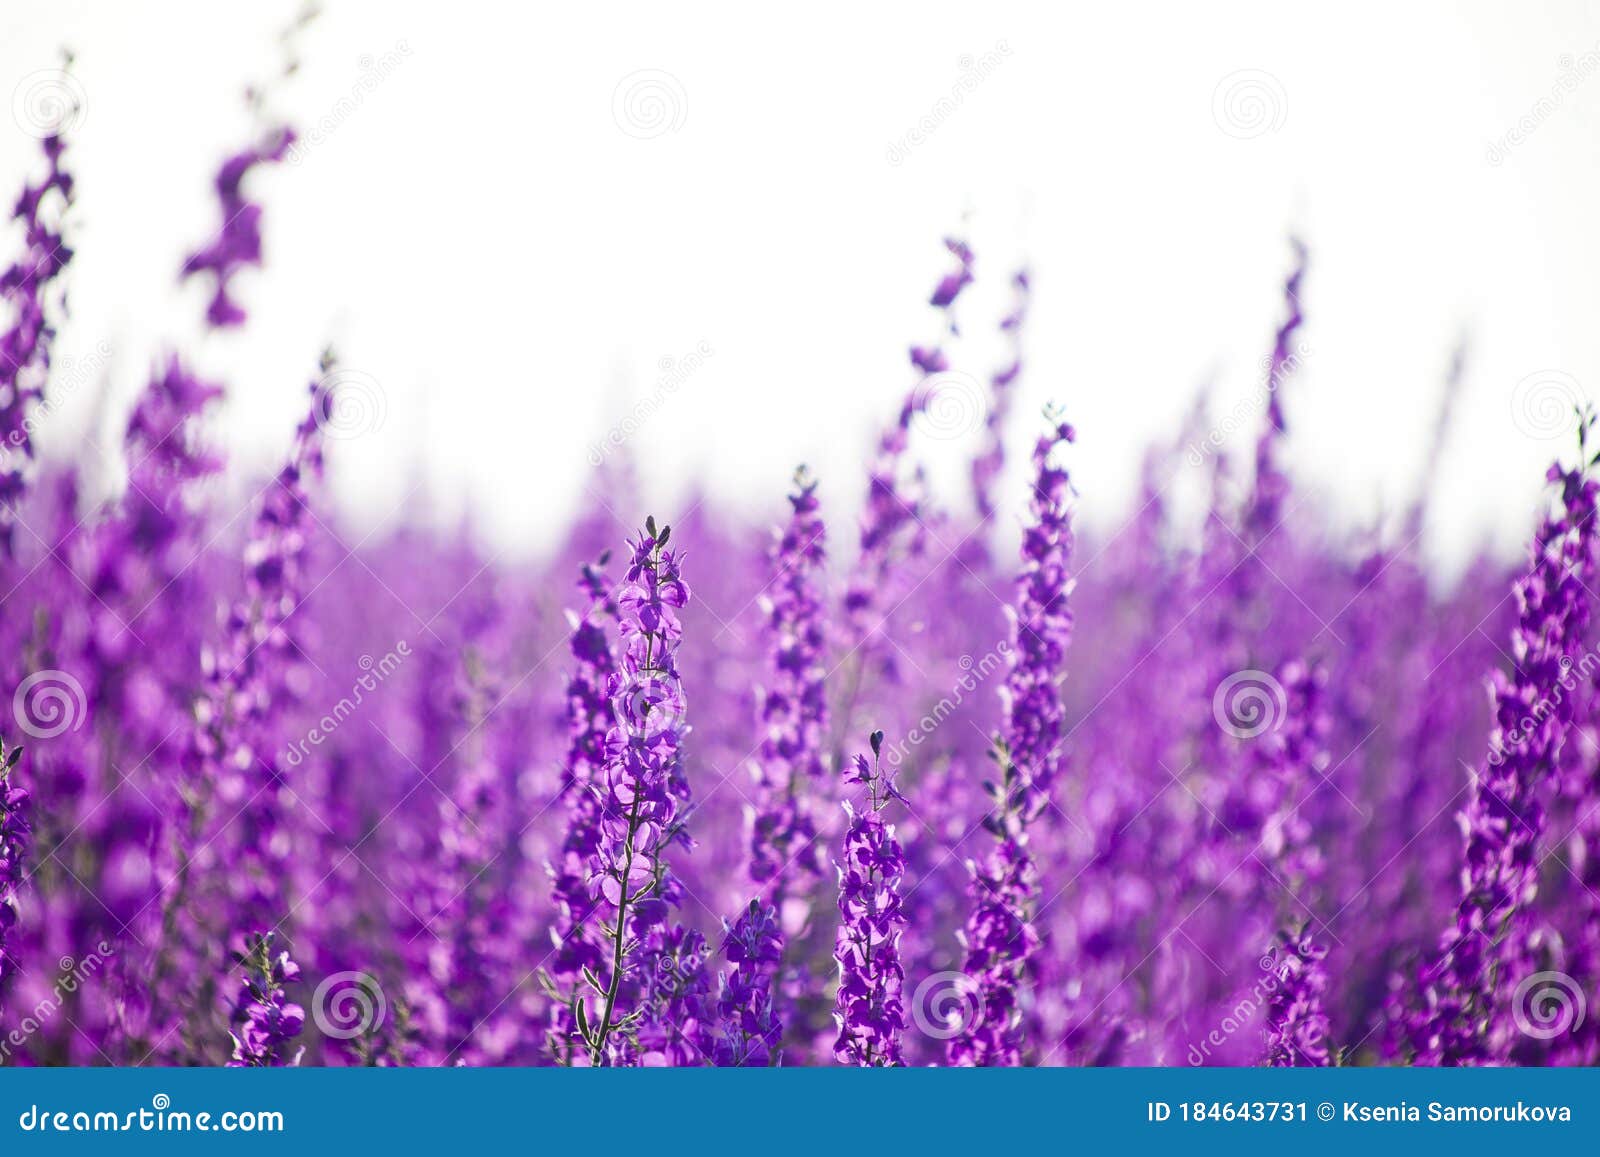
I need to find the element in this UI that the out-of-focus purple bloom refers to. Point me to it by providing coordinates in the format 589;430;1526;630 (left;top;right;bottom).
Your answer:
1256;660;1333;1066
0;133;74;556
181;126;295;329
748;468;828;900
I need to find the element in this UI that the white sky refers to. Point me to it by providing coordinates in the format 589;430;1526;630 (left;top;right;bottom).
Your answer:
5;0;1600;573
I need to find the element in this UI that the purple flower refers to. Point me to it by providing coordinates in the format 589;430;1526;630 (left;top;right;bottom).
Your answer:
0;742;30;1010
833;732;907;1066
227;932;304;1067
951;413;1075;1067
582;518;697;1064
545;553;621;1061
748;468;828;900
181;126;295;329
0;133;74;556
714;900;784;1066
1414;420;1600;1064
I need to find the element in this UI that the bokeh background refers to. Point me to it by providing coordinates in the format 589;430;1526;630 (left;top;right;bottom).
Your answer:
5;0;1600;569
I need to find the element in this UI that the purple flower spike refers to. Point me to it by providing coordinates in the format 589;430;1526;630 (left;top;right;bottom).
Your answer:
714;900;784;1066
1414;413;1600;1065
581;517;698;1065
0;133;75;556
951;412;1075;1067
748;467;829;901
227;932;305;1067
833;732;908;1066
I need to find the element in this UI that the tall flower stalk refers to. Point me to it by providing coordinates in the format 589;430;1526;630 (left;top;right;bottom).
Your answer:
0;131;75;556
1416;411;1599;1064
582;517;693;1065
545;553;619;1062
1257;660;1334;1067
833;730;907;1066
951;412;1075;1066
748;467;828;903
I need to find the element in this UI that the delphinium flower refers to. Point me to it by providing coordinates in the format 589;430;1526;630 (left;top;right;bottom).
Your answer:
181;126;296;328
842;237;972;656
970;269;1030;529
1242;238;1307;547
226;932;304;1067
581;517;696;1065
1414;412;1600;1065
210;368;330;931
426;653;513;1065
0;131;75;556
833;731;908;1067
148;367;327;1057
714;899;784;1066
545;553;619;1063
951;412;1075;1067
747;467;828;904
0;741;28;1021
1256;660;1334;1067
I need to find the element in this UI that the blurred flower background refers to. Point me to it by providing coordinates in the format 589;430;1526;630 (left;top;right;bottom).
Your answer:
2;1;1600;1068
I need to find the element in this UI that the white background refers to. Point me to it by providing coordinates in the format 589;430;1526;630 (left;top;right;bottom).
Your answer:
4;0;1600;573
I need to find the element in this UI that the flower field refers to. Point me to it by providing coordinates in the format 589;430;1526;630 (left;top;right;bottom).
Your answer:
0;87;1597;1070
